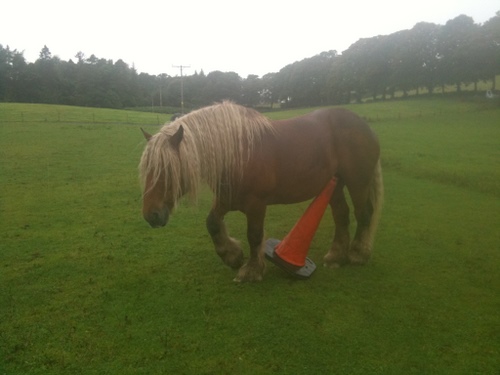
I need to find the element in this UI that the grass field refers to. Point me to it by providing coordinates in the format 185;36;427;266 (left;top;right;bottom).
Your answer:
1;99;499;374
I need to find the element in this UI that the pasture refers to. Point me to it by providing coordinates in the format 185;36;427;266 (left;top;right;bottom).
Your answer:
1;99;499;374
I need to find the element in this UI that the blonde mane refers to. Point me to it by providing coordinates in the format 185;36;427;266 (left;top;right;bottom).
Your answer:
139;101;275;206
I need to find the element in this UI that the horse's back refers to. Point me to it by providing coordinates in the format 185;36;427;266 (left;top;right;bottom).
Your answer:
241;108;377;205
311;107;377;142
272;107;379;164
294;108;376;183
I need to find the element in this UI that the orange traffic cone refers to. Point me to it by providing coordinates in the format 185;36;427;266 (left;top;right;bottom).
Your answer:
265;178;337;279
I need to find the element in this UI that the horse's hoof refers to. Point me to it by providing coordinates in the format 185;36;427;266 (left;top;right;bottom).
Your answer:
348;251;371;265
323;255;348;268
323;250;349;269
323;262;341;269
221;251;244;270
348;241;371;265
233;270;263;283
233;275;263;283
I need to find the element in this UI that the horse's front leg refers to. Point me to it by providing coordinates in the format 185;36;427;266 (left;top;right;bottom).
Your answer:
206;204;244;270
234;200;267;282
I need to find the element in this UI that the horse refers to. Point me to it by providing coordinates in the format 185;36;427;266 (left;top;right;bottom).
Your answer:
139;101;383;282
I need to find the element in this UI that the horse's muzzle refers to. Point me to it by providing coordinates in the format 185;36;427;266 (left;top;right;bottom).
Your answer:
144;207;169;228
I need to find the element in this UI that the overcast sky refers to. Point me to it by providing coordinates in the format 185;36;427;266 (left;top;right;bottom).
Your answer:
1;0;498;78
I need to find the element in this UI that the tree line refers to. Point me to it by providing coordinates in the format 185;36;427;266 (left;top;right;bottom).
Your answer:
1;12;499;110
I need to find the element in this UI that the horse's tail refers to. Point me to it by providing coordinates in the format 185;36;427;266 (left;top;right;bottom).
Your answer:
366;159;384;247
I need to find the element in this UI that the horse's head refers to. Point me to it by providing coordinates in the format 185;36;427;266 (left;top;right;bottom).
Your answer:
140;126;185;228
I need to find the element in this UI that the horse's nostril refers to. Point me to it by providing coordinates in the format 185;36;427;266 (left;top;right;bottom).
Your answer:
145;208;169;228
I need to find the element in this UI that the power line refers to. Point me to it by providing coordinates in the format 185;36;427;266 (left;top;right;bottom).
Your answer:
172;64;190;114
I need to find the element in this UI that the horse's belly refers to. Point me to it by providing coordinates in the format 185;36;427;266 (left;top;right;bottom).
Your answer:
267;169;334;205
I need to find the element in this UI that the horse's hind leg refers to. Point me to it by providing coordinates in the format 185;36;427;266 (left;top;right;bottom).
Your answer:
206;204;244;270
347;184;374;265
323;180;351;268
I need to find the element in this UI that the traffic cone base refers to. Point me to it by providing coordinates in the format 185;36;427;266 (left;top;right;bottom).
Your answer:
264;178;337;280
264;238;317;279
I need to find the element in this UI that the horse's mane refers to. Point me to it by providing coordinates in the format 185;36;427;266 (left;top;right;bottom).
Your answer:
139;101;275;206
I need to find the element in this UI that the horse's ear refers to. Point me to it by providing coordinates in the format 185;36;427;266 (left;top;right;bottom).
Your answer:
141;128;152;141
169;125;184;148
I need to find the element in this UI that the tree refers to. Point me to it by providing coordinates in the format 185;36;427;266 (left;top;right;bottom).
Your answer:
413;22;441;94
8;51;29;102
438;15;480;91
329;55;354;104
2;9;499;108
75;51;85;64
275;51;337;107
387;23;441;96
203;71;242;103
39;45;52;60
33;45;62;103
361;36;393;100
241;74;262;107
187;70;208;107
260;73;278;107
336;39;372;102
481;11;500;90
0;44;13;100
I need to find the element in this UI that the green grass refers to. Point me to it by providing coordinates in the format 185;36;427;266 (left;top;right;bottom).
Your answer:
0;103;171;124
0;99;499;374
267;96;499;122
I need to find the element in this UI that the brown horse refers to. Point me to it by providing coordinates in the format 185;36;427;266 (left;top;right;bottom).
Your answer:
139;101;383;282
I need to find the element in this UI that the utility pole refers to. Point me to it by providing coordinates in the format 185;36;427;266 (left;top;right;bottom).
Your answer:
172;64;190;114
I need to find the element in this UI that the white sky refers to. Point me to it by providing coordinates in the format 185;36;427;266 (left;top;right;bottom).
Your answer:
1;0;498;78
